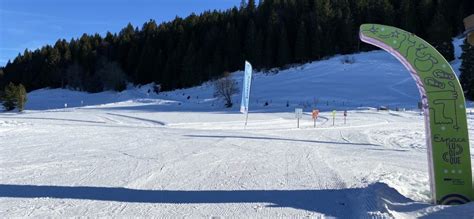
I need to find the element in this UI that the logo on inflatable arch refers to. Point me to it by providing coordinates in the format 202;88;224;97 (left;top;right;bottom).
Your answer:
359;24;473;205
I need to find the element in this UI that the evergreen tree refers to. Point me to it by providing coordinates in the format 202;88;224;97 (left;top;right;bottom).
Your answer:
294;21;308;63
247;0;256;11
245;20;258;64
264;9;278;67
16;84;27;112
240;0;247;9
66;62;84;90
460;40;474;100
418;0;435;38
2;82;18;111
97;59;127;91
135;38;156;84
334;0;354;54
181;42;197;87
224;22;241;71
309;22;322;60
277;26;290;67
254;30;264;68
47;46;62;88
314;0;335;56
399;0;417;33
427;9;455;61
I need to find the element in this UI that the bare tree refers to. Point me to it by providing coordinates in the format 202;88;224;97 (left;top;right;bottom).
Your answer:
213;73;239;108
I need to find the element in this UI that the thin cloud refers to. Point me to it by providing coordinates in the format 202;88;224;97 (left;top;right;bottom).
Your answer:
0;9;58;19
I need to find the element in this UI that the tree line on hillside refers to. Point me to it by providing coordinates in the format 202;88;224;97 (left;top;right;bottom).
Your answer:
0;0;473;96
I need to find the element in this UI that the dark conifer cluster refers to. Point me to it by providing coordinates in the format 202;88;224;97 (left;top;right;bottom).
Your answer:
0;0;472;93
460;39;474;100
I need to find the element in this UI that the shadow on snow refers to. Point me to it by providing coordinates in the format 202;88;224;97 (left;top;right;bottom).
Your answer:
0;183;440;217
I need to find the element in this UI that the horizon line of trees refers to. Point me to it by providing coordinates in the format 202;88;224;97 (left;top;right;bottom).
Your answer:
0;0;473;96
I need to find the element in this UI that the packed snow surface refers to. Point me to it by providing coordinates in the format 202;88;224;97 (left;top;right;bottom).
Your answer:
1;45;474;218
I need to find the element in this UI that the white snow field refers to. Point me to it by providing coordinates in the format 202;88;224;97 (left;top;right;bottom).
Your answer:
1;40;474;218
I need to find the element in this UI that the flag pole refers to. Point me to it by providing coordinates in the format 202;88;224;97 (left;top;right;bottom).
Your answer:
244;110;249;128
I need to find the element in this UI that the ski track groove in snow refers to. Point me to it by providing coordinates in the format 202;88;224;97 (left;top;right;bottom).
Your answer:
105;113;166;126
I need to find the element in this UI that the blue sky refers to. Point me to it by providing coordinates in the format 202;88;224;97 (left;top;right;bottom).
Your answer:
0;0;240;67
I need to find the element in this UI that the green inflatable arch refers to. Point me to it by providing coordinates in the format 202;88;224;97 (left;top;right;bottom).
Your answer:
360;24;473;205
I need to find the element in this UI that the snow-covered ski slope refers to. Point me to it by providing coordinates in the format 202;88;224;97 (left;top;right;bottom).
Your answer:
27;50;421;112
1;38;473;218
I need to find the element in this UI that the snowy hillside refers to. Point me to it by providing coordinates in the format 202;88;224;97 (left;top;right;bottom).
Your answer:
1;40;474;218
24;38;468;113
27;50;420;112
